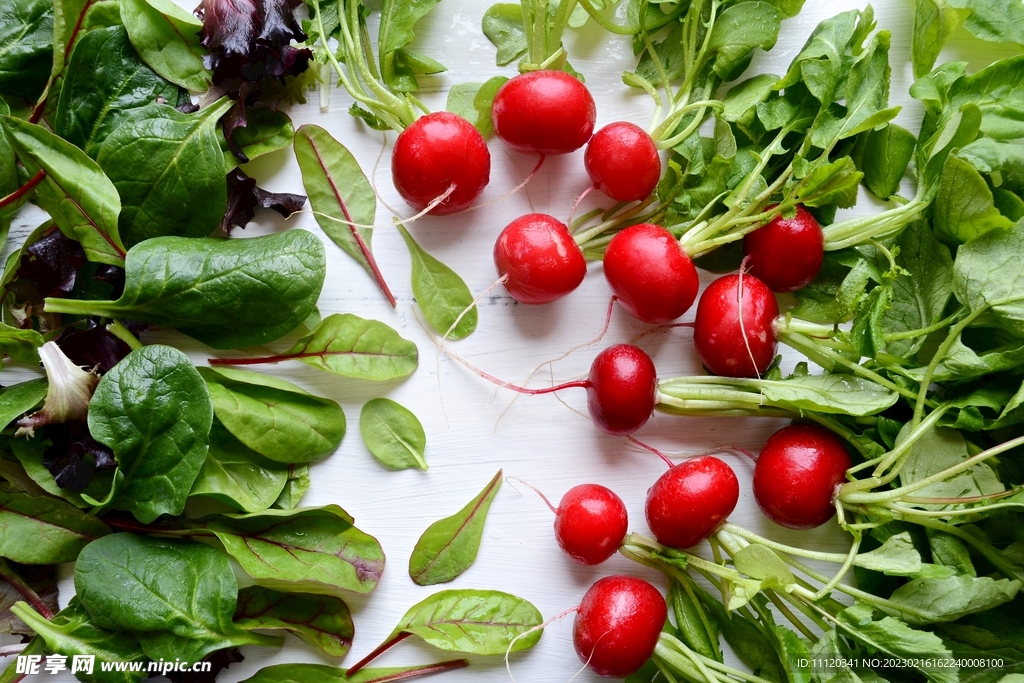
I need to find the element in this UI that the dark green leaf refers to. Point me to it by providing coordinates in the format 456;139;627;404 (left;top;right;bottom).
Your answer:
359;397;427;471
668;576;721;661
397;223;477;340
88;344;213;523
959;136;1024;196
722;74;778;123
935;153;1014;244
854;532;924;576
796;156;863;208
854;123;916;199
277;313;418;380
0;489;110;563
409;469;501;585
482;4;527;66
887;575;1020;624
837;602;955;683
119;0;210;92
899;425;1003;501
189;421;289;513
445;76;507;136
0;322;43;363
47;0;123;112
774;9;862;102
235;585;353;657
0;0;53;100
239;662;471;683
944;55;1024;140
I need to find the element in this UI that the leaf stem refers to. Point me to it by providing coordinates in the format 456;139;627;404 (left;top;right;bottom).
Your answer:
353;660;470;682
345;632;413;677
105;320;143;351
0;559;53;619
0;169;45;211
717;523;852;563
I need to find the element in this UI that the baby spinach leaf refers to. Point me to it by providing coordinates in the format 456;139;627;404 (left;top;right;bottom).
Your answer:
273;464;310;509
235;585;353;657
482;4;527;66
54;26;180;158
239;661;470;683
409;469;501;586
445;76;507;137
119;0;210;92
397;224;477;340
227;109;294;169
44;230;326;350
887;575;1020;625
0;489;110;563
359;397;427;471
954;218;1024;337
197;506;385;593
935;154;1014;244
0;0;53;100
189;421;289;513
1;117;126;266
0;379;47;431
97;97;232;246
74;533;279;663
199;366;346;464
88;344;213;523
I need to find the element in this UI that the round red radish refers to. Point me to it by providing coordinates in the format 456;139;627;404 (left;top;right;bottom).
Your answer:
603;224;699;324
585;122;661;202
693;273;778;378
554;484;628;565
391;112;490;215
645;456;739;549
573;575;666;678
753;424;851;529
586;344;657;436
494;213;586;304
491;70;596;156
743;205;824;292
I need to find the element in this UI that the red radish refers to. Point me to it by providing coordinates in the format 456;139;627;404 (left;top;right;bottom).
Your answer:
391;112;491;215
491;71;596;156
553;484;629;565
692;272;779;378
494;214;587;304
753;424;851;529
645;455;739;549
573;576;667;678
603;224;700;324
585;122;661;202
743;205;824;292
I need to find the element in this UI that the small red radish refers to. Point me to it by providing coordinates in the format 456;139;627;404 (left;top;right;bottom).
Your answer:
585;122;661;202
603;224;700;324
491;70;596;156
391;112;491;215
539;484;629;565
753;424;851;529
645;455;739;549
743;205;824;292
573;575;667;678
693;272;779;378
494;213;587;304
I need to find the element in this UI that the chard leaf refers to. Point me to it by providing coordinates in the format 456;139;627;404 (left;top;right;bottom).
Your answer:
234;585;353;657
198;506;385;593
88;345;213;523
189;422;289;513
97;97;232;246
0;489;110;563
387;589;542;655
409;470;501;585
0;0;53;100
899;425;1003;501
397;223;477;340
279;313;418;381
445;76;508;136
239;662;470;683
837;602;955;683
199;366;346;464
887;575;1020;625
359;397;427;471
853;532;923;576
119;0;210;92
935;153;1014;244
954;218;1024;336
1;117;126;266
45;0;123;116
706;2;781;80
482;4;527;66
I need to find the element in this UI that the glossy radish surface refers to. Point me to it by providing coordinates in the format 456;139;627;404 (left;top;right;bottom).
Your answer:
491;70;596;156
586;344;657;435
693;273;779;378
494;213;586;304
603;224;699;324
753;424;851;529
743;205;824;292
391;112;491;215
573;575;667;678
645;456;739;549
585;122;661;202
554;484;628;565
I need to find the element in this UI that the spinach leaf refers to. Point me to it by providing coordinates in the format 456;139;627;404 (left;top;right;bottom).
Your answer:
197;506;385;593
74;533;279;662
235;585;353;657
954;218;1024;336
482;4;527;66
44;230;326;350
0;379;47;431
273;464;309;509
88;344;212;523
240;662;470;683
934;153;1014;244
0;0;53;100
97;97;233;246
199;366;346;464
445;77;507;136
0;488;110;564
189;421;289;513
119;0;210;92
54;26;180;158
47;0;123;107
397;223;476;339
409;469;501;585
887;575;1020;625
359;397;427;471
1;116;126;266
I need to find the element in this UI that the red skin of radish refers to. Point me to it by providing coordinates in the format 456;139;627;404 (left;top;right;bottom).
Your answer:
753;424;851;529
491;70;596;155
586;344;657;436
693;273;779;378
494;213;586;304
743;205;824;292
585;122;661;202
603;224;700;324
554;484;628;565
645;456;739;549
573;575;667;678
391;112;491;216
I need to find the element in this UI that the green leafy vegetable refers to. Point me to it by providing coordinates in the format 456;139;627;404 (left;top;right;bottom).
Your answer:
239;661;470;683
235;585;353;657
359;397;427;471
481;4;527;66
273;464;310;509
445;76;508;136
0;489;110;563
397;223;477;340
0;0;53;100
119;0;210;92
0;379;47;431
189;421;289;513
